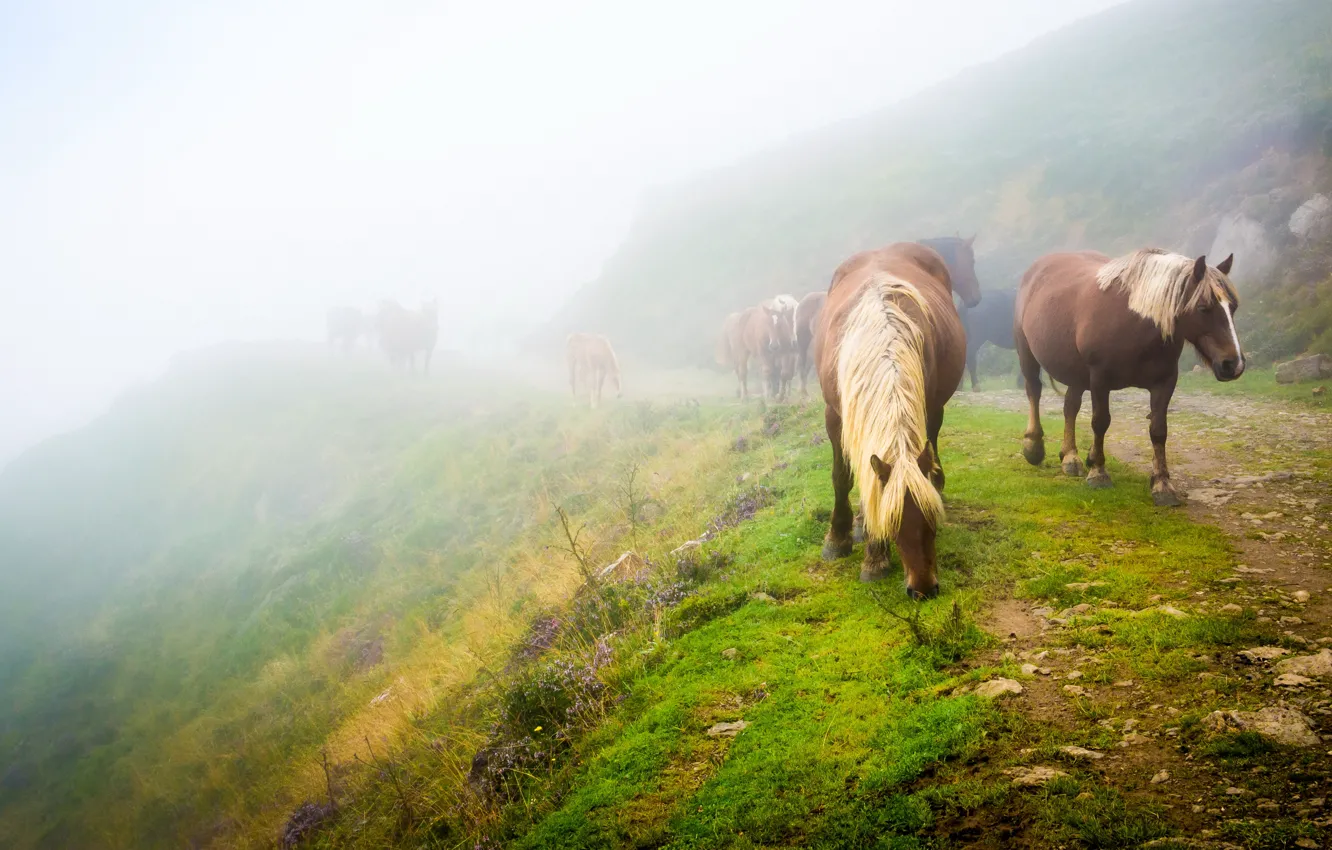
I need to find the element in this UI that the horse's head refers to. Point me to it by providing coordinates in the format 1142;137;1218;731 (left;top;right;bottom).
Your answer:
764;304;796;352
948;235;982;308
868;447;941;600
1177;254;1244;382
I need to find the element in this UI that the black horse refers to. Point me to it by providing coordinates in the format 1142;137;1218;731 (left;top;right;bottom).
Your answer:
956;287;1059;392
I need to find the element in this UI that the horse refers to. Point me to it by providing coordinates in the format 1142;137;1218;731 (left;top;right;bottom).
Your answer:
376;299;439;373
716;299;797;401
917;235;983;309
1015;249;1244;506
326;306;371;353
955;289;1061;393
768;294;800;399
793;291;827;398
566;333;622;409
814;242;968;599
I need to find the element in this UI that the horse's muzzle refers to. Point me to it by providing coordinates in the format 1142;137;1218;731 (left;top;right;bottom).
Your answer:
906;581;940;601
1214;358;1244;382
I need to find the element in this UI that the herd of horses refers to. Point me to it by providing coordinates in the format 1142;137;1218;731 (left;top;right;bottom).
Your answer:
326;301;439;373
574;236;1246;600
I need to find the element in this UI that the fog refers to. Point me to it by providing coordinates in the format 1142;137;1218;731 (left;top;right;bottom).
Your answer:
0;0;1124;463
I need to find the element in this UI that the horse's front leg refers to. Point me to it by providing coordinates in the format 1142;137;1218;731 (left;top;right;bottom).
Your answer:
1060;386;1086;476
1085;382;1113;489
862;537;892;583
1016;332;1045;465
822;407;855;560
1149;376;1182;506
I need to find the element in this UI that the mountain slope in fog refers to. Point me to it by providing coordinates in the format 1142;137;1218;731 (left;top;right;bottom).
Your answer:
547;0;1332;364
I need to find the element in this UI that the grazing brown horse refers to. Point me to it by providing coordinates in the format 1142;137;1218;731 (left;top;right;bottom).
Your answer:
327;306;371;353
1015;249;1244;505
793;291;827;397
566;333;622;408
815;243;968;599
377;300;439;373
717;299;797;401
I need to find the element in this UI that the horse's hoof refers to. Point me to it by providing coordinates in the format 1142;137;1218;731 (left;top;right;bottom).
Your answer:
822;539;853;561
970;385;980;393
1152;487;1183;508
1085;470;1113;489
860;562;890;582
1022;439;1045;466
1061;455;1085;477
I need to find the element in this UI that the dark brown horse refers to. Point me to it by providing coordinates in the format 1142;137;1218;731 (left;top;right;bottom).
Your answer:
377;300;439;373
793;291;827;398
1015;249;1244;505
814;243;968;599
716;299;797;401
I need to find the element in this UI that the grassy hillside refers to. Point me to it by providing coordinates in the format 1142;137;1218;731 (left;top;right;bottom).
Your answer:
546;0;1332;365
0;348;764;848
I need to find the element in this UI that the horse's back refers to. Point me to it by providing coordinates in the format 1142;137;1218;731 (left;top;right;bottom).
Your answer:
817;244;965;410
796;292;826;342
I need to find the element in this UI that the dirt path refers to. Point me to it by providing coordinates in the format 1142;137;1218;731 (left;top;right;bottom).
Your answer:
950;388;1332;848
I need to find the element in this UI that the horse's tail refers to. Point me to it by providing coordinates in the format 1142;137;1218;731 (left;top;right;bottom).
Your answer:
836;274;944;539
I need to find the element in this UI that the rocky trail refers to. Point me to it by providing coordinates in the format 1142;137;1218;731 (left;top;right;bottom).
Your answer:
949;388;1332;849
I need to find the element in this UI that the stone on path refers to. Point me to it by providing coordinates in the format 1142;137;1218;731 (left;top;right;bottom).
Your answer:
706;720;749;738
1202;707;1321;747
1238;646;1290;664
975;678;1024;699
1276;648;1332;678
1151;770;1170;784
1063;684;1088;697
1059;746;1105;761
1275;673;1313;688
1004;766;1069;788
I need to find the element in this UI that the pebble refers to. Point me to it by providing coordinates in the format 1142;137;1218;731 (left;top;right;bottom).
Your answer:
1294;590;1311;603
1151;770;1170;784
1059;745;1105;761
1063;685;1088;697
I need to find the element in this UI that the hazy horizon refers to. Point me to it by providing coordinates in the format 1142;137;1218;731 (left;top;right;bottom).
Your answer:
0;0;1126;464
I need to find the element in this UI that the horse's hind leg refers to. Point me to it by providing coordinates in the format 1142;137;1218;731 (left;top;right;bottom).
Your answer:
1059;386;1086;476
1085;382;1113;489
1016;329;1045;465
822;407;855;560
926;407;945;491
1148;376;1182;506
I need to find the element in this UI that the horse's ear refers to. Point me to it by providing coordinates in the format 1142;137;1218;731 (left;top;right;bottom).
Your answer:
1216;253;1234;275
869;454;891;482
1192;255;1208;283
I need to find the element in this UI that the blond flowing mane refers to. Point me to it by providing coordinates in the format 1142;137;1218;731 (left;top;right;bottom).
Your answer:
1096;249;1239;338
836;273;944;539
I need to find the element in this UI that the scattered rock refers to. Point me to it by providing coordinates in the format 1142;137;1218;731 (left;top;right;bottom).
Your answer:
976;678;1024;699
1020;663;1039;676
1113;680;1135;688
1220;603;1244;615
1275;649;1332;678
1294;590;1311;604
1157;605;1189;619
1031;607;1054;618
1275;673;1313;688
1189;488;1235;506
1120;732;1151;746
1150;770;1170;784
1057;603;1094;619
1063;685;1088;697
706;720;749;738
1275;353;1332;384
1064;582;1109;592
1238;646;1290;664
1059;746;1105;761
1122;719;1139;732
1257;800;1280;811
1296;839;1319;849
1224;787;1248;796
1202;707;1321;747
1281;616;1304;626
721;648;738;660
1004;766;1069;788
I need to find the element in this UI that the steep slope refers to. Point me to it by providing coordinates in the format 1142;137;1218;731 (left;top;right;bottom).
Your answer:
546;0;1332;364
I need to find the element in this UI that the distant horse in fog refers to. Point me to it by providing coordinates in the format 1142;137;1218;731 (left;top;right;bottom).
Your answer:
717;296;797;401
916;235;983;309
793;291;827;398
327;306;372;353
957;288;1060;393
566;333;622;409
376;300;439;373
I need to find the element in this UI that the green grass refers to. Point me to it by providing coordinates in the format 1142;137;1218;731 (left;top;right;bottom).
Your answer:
1177;366;1331;409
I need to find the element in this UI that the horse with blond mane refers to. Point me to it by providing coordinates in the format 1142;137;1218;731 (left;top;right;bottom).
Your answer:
1015;249;1244;505
566;333;622;408
815;243;970;599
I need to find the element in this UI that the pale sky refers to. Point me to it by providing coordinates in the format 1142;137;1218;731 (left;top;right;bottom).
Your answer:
0;0;1126;462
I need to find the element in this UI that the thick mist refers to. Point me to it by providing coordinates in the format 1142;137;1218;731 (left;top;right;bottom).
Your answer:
0;0;1124;463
